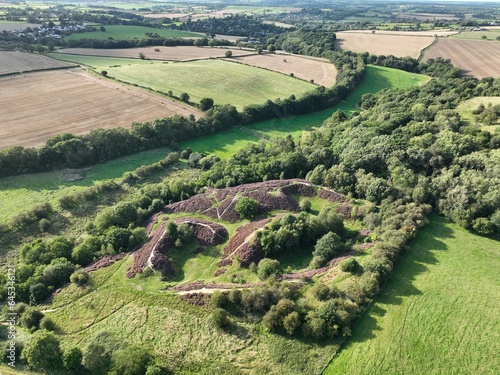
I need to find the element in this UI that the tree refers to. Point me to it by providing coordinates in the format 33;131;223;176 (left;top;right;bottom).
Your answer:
225;50;233;58
283;311;301;335
22;330;62;371
101;70;108;77
481;35;487;40
311;232;345;268
63;346;84;373
257;258;282;280
180;92;190;102
235;197;259;220
82;343;111;374
109;346;153;375
100;26;106;32
70;269;90;286
20;307;44;331
267;44;276;53
139;52;146;59
496;36;500;41
199;97;214;111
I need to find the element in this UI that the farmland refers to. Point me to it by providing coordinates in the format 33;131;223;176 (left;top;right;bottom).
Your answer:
64;25;200;40
105;59;316;109
450;29;500;41
423;38;500;78
0;68;200;150
0;20;40;31
0;50;74;75
54;46;256;62
324;216;500;375
229;53;337;87
334;31;435;58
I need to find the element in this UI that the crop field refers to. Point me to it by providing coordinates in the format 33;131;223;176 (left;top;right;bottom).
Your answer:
0;50;74;75
55;46;256;62
105;59;316;109
0;20;40;31
424;39;500;79
346;29;458;37
324;216;500;375
396;12;460;20
335;31;435;58
64;25;200;40
0;68;200;150
48;53;155;70
229;53;337;87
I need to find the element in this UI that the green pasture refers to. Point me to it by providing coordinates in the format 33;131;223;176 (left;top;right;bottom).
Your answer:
106;59;316;110
324;215;500;375
64;25;199;41
450;30;500;40
48;52;153;70
456;96;500;133
0;147;171;222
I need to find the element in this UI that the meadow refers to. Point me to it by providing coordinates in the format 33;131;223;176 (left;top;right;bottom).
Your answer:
106;59;316;109
456;96;500;133
450;29;500;40
64;25;200;40
324;215;500;375
48;53;153;70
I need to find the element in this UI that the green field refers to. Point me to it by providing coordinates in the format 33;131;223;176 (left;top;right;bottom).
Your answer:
450;30;500;40
324;215;500;375
64;25;200;40
48;52;153;70
456;96;500;133
0;147;171;222
106;59;316;109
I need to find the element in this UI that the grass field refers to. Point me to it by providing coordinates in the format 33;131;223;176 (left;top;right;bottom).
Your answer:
456;96;500;133
64;25;200;40
0;147;171;221
106;59;316;109
48;52;153;70
450;30;500;40
324;215;500;375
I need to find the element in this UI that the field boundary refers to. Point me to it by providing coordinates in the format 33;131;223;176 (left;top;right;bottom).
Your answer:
0;64;76;77
417;35;438;61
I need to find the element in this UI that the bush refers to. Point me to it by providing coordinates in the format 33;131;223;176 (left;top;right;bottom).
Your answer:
70;269;90;286
63;346;83;372
257;258;282;280
210;291;229;308
283;311;301;335
20;307;44;331
211;308;230;329
39;218;51;232
22;330;62;371
299;199;311;212
311;283;331;301
235;197;259;220
109;346;154;375
339;258;360;273
39;316;56;331
180;92;190;102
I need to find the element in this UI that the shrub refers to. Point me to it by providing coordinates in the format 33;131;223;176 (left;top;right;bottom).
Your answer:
63;346;83;372
39;218;51;232
20;308;44;331
210;291;229;308
109;346;153;375
339;258;360;273
235;197;259;220
39;316;56;331
22;330;62;371
299;199;311;212
257;258;282;280
283;311;301;335
211;308;230;329
70;269;90;286
311;283;331;301
180;92;190;102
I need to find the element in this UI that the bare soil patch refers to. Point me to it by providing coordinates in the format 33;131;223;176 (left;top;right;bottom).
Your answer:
423;38;500;79
0;68;200;150
229;53;337;86
0;50;73;75
56;46;255;62
335;32;434;58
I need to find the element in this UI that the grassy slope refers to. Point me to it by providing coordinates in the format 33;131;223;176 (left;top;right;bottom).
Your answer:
456;96;500;133
48;52;153;70
106;59;316;109
324;215;500;375
0;147;170;221
64;25;199;40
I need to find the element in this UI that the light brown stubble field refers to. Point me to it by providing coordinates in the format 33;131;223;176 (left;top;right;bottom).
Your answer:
229;53;337;87
335;32;435;58
0;51;74;75
0;69;201;150
424;38;500;78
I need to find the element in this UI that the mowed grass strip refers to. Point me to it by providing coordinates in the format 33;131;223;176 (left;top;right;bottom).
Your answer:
64;25;200;40
324;215;500;375
106;59;316;109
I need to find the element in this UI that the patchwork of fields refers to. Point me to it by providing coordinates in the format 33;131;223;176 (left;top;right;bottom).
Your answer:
0;69;199;150
424;38;500;78
335;31;435;58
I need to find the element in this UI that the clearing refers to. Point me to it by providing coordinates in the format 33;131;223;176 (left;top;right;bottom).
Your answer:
324;216;500;375
0;50;74;75
229;53;337;87
0;68;200;150
423;38;500;78
63;25;200;40
54;46;256;62
105;59;316;109
456;96;500;133
335;31;435;58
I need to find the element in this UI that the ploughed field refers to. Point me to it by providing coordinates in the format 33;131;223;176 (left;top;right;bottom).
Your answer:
424;38;500;79
0;69;200;150
0;50;74;75
334;31;435;58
